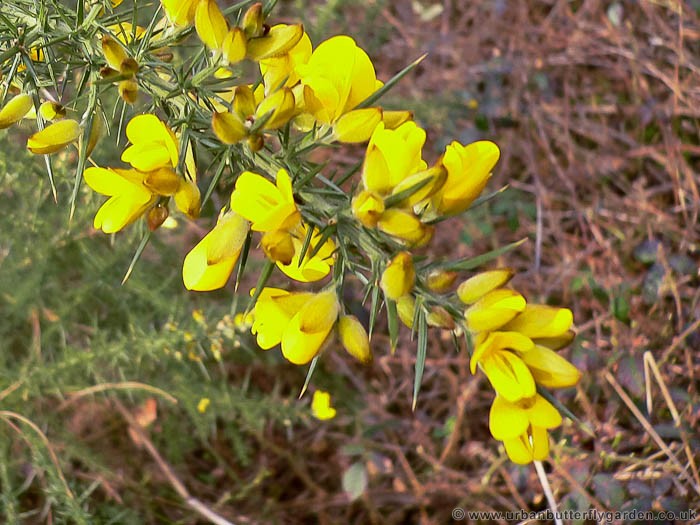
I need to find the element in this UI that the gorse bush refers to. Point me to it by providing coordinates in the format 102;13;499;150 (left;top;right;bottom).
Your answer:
1;0;583;519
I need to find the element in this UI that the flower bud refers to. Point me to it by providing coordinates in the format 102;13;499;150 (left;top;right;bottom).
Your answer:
0;93;33;129
338;315;372;364
118;79;139;104
242;2;264;38
147;203;169;231
101;35;128;72
426;270;458;293
457;269;514;304
212;111;247;144
195;0;229;51
351;190;384;227
427;306;455;329
261;229;295;265
38;101;65;121
27;119;81;155
380;252;415;301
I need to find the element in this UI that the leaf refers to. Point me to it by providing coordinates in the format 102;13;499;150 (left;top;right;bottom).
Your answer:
246;260;275;313
298;356;319;399
122;230;152;285
342;462;368;502
412;310;428;411
429;238;527;272
386;296;399;353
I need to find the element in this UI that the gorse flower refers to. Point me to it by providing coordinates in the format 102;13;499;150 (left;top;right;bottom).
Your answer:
182;212;249;291
229;169;300;232
0;93;33;129
311;390;336;420
27;119;81;155
252;288;339;364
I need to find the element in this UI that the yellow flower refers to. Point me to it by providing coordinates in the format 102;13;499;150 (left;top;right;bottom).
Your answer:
489;394;562;464
297;35;380;124
0;93;33;129
26;119;81;154
222;27;247;65
254;87;296;130
311;390;336;420
432;140;500;216
457;269;514;304
194;0;228;51
38;101;66;121
362;121;427;195
518;344;581;389
380;252;415;301
332;107;383;143
161;0;198;26
276;224;335;283
197;397;211;414
338;315;371;364
246;23;305;62
252;288;339;364
351;190;385;228
259;28;312;93
174;178;201;219
470;331;536;402
121;114;179;172
101;35;137;74
84;167;159;233
229;169;300;232
261;229;295;265
502;305;574;339
464;289;526;333
182;212;249;291
376;208;431;246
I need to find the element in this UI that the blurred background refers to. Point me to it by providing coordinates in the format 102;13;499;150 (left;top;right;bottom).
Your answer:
1;1;698;523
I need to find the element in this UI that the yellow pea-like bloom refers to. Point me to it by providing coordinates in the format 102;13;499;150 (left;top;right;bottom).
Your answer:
489;394;562;464
276;223;335;283
333;107;383;144
222;27;247;65
174;178;201;219
297;35;380;124
161;0;198;26
246;23;304;62
27;119;81;155
182;212;249;291
194;0;228;51
252;288;339;364
501;305;574;339
518;344;581;389
0;93;33;129
338;315;371;364
464;288;526;333
457;269;514;304
229;169;300;232
212;111;247;145
380;252;415;301
254;87;296;130
259;29;312;93
470;331;536;402
311;390;336;420
121;114;179;172
362;122;427;195
261;229;295;265
433;140;500;216
351;190;385;228
376;208;430;246
84;167;158;233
